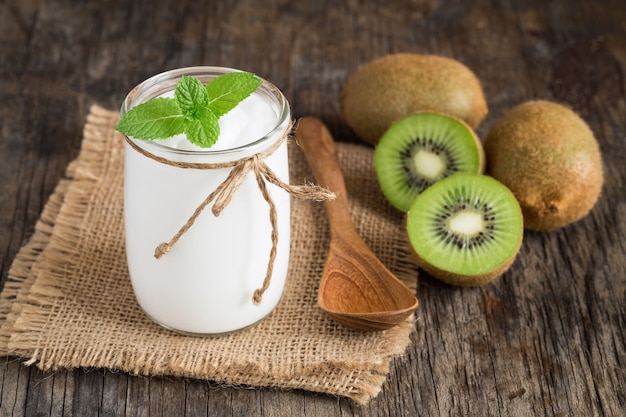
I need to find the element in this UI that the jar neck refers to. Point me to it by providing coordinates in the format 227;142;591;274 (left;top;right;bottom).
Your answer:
120;66;291;164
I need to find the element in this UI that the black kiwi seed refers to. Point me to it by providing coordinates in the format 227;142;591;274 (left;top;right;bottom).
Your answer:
401;136;456;192
432;199;498;250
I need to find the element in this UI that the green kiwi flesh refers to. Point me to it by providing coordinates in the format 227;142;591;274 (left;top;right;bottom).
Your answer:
375;112;485;212
406;173;523;286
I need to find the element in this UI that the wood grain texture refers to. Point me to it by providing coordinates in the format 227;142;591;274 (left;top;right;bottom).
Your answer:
1;0;625;416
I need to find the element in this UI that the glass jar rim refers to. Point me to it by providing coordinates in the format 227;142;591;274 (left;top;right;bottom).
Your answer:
120;66;291;160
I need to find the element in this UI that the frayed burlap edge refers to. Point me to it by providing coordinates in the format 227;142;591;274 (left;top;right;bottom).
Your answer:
0;108;113;360
0;173;73;356
0;105;418;405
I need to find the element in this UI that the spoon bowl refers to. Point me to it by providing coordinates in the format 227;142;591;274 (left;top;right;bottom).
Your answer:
295;117;419;331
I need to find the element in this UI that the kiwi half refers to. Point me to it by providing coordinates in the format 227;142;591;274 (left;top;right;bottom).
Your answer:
375;112;485;212
406;173;523;286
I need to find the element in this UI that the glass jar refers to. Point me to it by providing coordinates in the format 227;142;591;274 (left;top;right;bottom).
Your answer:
120;67;291;335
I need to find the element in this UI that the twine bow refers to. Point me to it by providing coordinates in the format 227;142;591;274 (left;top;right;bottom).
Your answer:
124;121;335;304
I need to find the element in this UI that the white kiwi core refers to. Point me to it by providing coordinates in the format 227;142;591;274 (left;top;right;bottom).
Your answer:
448;211;484;236
414;150;445;179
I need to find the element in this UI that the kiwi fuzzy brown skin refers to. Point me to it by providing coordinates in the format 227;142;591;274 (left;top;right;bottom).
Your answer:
341;53;488;146
484;100;604;231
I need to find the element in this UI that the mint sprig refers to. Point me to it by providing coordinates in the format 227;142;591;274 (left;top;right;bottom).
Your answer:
116;72;263;148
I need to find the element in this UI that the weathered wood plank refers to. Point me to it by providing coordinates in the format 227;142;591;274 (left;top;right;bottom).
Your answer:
0;361;29;417
1;0;625;416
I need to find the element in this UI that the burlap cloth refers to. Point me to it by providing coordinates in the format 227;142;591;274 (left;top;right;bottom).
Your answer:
0;105;418;404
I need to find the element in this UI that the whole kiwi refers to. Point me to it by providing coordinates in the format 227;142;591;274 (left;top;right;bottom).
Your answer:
484;100;604;231
341;53;488;145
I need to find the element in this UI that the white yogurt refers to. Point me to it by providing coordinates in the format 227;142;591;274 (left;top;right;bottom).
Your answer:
155;91;277;151
122;67;291;335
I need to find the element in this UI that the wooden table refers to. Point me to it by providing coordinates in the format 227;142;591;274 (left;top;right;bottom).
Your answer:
1;1;624;415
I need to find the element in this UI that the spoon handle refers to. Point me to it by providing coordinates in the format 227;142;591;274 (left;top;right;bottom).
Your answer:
295;117;354;228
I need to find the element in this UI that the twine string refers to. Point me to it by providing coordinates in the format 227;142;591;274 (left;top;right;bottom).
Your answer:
251;157;279;305
124;123;335;305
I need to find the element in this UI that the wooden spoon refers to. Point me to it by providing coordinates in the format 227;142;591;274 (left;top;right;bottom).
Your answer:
295;117;419;331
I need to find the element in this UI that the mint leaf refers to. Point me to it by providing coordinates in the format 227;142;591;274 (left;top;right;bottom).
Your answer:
116;71;262;148
175;75;209;119
115;98;184;139
206;72;263;117
184;109;220;148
